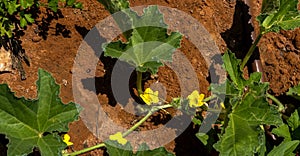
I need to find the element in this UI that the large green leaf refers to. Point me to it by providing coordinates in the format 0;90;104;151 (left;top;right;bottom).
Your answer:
214;82;283;156
257;0;300;33
105;140;133;156
103;6;182;74
267;140;300;156
0;69;81;156
105;140;174;156
212;52;283;156
135;143;174;156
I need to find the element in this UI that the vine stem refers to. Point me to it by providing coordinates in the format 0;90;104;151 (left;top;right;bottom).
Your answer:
136;71;143;95
266;93;285;112
240;33;263;70
123;104;173;137
63;143;106;156
63;104;173;156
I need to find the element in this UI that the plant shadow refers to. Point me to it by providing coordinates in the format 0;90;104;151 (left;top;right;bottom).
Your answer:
221;0;255;61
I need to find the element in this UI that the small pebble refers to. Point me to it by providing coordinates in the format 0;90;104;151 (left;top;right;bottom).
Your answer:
32;36;42;42
62;79;68;86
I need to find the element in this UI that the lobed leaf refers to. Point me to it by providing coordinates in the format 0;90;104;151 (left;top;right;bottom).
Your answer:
105;140;133;156
267;140;300;156
105;140;174;156
103;6;182;74
0;69;81;156
213;51;283;156
214;82;282;156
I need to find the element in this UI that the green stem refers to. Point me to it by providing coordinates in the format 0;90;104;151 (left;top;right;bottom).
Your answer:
64;104;173;156
240;33;263;70
137;71;143;95
123;104;173;137
203;95;216;102
221;104;232;135
266;93;285;112
123;111;152;137
63;143;106;156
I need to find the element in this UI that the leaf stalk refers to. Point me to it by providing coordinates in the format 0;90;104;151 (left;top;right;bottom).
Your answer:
137;71;143;95
240;33;263;70
64;104;173;156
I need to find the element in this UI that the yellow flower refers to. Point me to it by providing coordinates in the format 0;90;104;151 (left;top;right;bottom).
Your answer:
63;134;73;146
187;90;205;108
220;102;225;109
140;88;159;105
109;132;127;145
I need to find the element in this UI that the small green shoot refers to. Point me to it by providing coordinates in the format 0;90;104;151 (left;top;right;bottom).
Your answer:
241;0;300;69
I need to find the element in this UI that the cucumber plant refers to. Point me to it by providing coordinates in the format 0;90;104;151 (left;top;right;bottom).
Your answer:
195;0;300;155
98;0;183;95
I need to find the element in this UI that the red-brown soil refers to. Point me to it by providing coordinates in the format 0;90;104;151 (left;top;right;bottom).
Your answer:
0;0;299;155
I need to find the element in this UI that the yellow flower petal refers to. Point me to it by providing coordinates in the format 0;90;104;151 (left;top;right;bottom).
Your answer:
197;93;205;107
63;134;73;146
140;94;151;105
188;90;205;108
109;132;127;145
220;102;225;109
140;88;159;105
150;91;159;103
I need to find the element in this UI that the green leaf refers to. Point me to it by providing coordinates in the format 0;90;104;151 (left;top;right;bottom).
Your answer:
272;124;292;141
135;144;174;156
105;140;174;156
0;17;14;38
66;0;76;6
0;69;81;156
73;2;83;9
196;133;209;145
97;0;129;14
257;0;300;33
267;140;300;156
103;6;182;74
213;82;283;156
48;0;58;12
260;0;280;15
7;0;20;15
222;51;244;90
287;109;300;131
20;0;34;8
192;117;202;125
287;83;300;100
20;16;27;28
24;14;34;23
19;13;35;28
105;140;133;156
